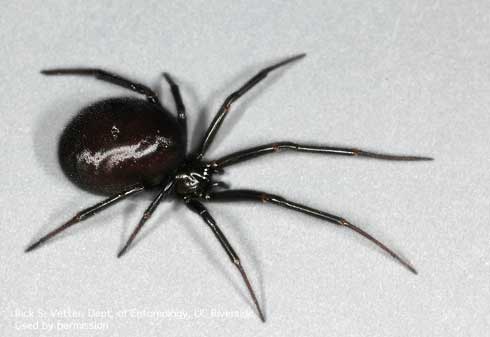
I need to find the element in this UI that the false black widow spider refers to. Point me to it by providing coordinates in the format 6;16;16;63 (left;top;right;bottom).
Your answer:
26;53;432;322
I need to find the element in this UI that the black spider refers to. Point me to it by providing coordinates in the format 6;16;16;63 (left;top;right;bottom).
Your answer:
26;54;432;322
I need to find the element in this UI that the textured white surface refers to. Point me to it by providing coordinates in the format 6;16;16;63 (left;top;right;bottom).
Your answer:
1;1;489;336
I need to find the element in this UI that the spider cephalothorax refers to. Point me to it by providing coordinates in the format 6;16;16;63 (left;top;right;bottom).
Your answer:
174;161;221;199
26;54;432;322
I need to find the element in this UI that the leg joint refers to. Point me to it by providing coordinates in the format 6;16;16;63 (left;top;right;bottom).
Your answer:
339;218;350;226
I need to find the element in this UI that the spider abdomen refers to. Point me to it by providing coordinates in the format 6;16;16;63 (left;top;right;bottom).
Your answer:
58;97;186;195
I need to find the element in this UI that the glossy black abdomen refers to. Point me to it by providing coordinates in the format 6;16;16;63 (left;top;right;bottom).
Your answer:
58;97;185;195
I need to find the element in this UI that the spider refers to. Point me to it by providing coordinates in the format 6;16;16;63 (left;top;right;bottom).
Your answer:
26;53;432;322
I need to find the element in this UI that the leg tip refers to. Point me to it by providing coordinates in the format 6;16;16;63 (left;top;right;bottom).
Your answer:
162;72;175;85
357;150;435;161
117;247;128;258
25;242;40;253
396;255;418;275
408;265;418;275
285;53;307;63
409;156;434;161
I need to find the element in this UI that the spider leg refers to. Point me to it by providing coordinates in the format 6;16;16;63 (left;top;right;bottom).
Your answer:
208;189;417;275
186;199;265;322
25;185;145;253
213;142;433;168
163;73;187;149
40;68;160;104
195;53;306;159
117;179;174;258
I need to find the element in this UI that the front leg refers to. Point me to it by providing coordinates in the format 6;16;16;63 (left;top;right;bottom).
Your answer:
207;189;417;274
213;142;433;168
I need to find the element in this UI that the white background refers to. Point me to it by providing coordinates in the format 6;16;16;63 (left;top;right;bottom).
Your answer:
1;1;489;336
